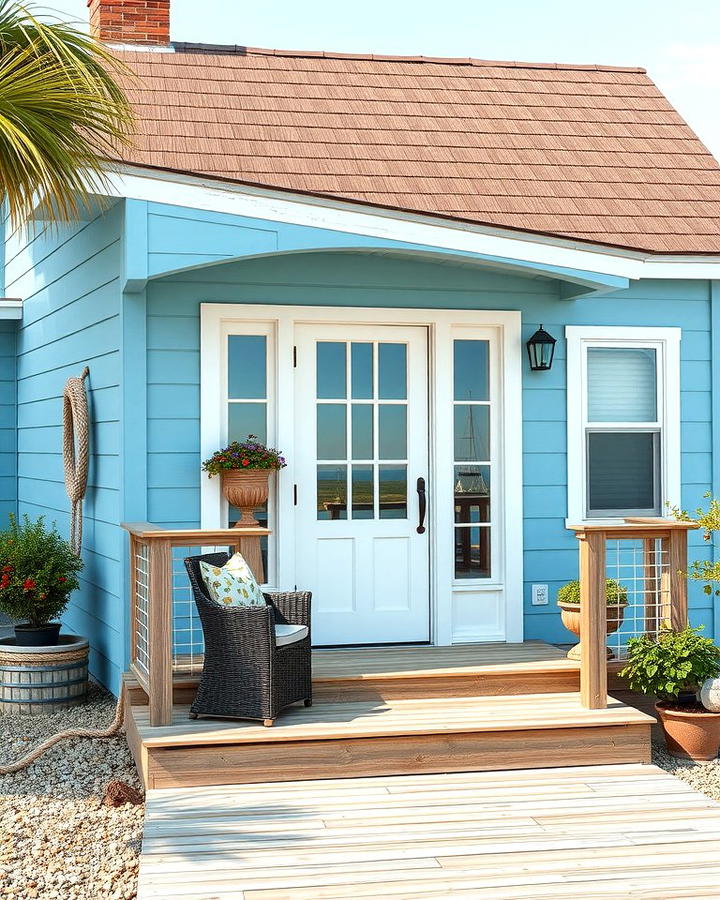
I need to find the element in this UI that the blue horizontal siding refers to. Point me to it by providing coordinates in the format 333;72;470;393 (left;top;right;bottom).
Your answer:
0;321;16;524
7;207;124;692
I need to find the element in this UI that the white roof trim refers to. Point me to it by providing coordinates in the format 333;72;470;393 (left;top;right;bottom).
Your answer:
104;164;720;281
0;299;22;320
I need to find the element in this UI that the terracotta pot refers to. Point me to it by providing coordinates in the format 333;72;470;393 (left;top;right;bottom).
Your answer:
655;701;720;761
558;601;628;661
221;469;271;527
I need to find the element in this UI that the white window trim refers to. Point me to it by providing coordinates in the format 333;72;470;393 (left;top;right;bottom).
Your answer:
566;325;681;526
201;303;524;645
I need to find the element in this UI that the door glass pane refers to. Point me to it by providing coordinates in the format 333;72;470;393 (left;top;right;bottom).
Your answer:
455;526;491;579
352;464;374;519
587;431;659;513
317;465;347;520
454;465;490;523
454;340;489;401
228;403;267;444
351;343;373;400
317;404;346;459
587;348;657;422
379;465;407;519
317;342;347;399
379;405;407;459
351;404;373;460
378;344;407;400
454;405;490;461
228;334;266;399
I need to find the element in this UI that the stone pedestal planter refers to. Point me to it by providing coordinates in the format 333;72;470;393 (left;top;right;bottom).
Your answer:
0;634;88;714
221;470;271;527
558;601;628;660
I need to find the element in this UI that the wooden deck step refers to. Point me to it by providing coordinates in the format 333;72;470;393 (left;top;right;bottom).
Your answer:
137;763;720;899
127;642;582;707
125;690;653;790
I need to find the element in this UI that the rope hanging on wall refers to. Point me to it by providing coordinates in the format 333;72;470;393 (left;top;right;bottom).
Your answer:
63;367;90;556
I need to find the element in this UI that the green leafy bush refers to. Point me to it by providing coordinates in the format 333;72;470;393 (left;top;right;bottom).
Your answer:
557;578;627;606
620;626;720;701
0;515;83;626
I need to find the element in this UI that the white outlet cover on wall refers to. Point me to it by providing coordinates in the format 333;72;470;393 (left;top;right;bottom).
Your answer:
532;584;549;606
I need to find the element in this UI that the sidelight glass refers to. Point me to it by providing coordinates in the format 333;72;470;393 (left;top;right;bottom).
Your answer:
228;403;267;444
454;526;491;579
454;465;491;523
228;334;266;399
454;340;489;401
454;405;490;462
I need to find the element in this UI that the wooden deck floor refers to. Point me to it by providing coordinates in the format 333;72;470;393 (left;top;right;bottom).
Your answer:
137;763;720;899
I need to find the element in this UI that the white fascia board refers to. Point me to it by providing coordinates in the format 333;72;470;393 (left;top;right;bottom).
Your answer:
104;165;720;283
0;299;22;320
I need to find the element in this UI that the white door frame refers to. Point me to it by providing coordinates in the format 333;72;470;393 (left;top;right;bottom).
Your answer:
200;303;524;644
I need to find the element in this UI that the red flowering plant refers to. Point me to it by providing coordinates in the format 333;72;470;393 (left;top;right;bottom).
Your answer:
0;515;83;626
202;435;287;477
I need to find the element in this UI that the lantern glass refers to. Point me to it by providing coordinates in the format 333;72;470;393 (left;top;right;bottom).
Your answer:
526;326;556;371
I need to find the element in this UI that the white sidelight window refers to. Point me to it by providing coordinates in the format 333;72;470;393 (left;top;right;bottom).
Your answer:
566;326;681;524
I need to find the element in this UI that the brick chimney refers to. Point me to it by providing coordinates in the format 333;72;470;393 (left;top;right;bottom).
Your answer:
88;0;170;45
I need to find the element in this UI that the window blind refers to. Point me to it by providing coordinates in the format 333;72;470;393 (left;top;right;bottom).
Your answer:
587;347;657;422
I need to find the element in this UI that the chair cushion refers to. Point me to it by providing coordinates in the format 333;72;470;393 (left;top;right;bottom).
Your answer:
275;623;309;646
199;553;266;607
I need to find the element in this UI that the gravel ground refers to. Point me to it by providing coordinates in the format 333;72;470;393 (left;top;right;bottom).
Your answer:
0;682;144;900
652;740;720;801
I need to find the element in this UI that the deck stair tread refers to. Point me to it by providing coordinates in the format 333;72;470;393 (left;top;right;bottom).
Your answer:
132;691;653;748
310;641;578;680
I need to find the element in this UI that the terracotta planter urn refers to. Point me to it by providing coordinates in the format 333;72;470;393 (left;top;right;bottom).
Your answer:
557;600;628;661
221;469;271;527
655;701;720;761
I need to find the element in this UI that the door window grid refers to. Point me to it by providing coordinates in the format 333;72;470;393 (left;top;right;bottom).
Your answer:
453;339;491;581
316;340;409;521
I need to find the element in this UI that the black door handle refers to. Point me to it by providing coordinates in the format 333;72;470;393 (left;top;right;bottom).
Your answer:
416;477;427;534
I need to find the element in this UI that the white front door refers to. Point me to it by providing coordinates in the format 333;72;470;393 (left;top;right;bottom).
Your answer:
294;324;430;645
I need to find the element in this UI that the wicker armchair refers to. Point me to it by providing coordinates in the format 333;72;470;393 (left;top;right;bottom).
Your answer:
184;552;312;725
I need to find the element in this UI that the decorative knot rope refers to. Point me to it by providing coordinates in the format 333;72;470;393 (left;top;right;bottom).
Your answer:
63;367;90;556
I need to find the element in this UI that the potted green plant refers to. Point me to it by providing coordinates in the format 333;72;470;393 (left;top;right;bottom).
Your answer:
202;435;287;527
621;626;720;760
0;515;83;646
557;577;628;660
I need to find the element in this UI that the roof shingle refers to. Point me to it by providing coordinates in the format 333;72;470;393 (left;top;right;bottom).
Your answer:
115;46;720;254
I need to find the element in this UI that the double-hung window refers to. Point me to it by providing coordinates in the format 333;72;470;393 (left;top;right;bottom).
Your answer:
566;326;681;523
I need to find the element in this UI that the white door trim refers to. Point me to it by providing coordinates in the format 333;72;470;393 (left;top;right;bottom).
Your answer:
201;303;524;644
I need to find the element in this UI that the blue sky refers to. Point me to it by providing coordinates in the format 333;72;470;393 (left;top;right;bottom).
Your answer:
44;0;720;158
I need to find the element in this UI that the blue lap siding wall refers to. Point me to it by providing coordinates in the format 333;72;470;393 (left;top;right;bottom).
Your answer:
3;205;125;691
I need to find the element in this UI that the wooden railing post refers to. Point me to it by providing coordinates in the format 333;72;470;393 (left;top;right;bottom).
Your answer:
668;527;689;631
147;537;173;727
579;530;607;709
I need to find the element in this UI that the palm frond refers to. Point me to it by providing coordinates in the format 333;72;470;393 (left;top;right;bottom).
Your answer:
0;1;134;224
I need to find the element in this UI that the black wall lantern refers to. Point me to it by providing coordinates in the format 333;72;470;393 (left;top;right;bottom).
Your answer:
526;325;557;371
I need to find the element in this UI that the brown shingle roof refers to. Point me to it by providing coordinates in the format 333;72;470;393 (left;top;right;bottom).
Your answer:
115;46;720;254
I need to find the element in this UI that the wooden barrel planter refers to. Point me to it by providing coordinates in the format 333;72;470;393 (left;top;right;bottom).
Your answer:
0;635;89;715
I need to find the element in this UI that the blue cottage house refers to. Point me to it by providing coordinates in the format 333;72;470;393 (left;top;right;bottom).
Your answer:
3;0;720;701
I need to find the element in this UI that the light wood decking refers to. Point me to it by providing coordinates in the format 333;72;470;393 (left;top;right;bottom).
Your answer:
137;763;720;899
124;643;653;790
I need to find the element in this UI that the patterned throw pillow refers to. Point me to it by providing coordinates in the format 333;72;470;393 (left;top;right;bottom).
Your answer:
199;553;266;607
